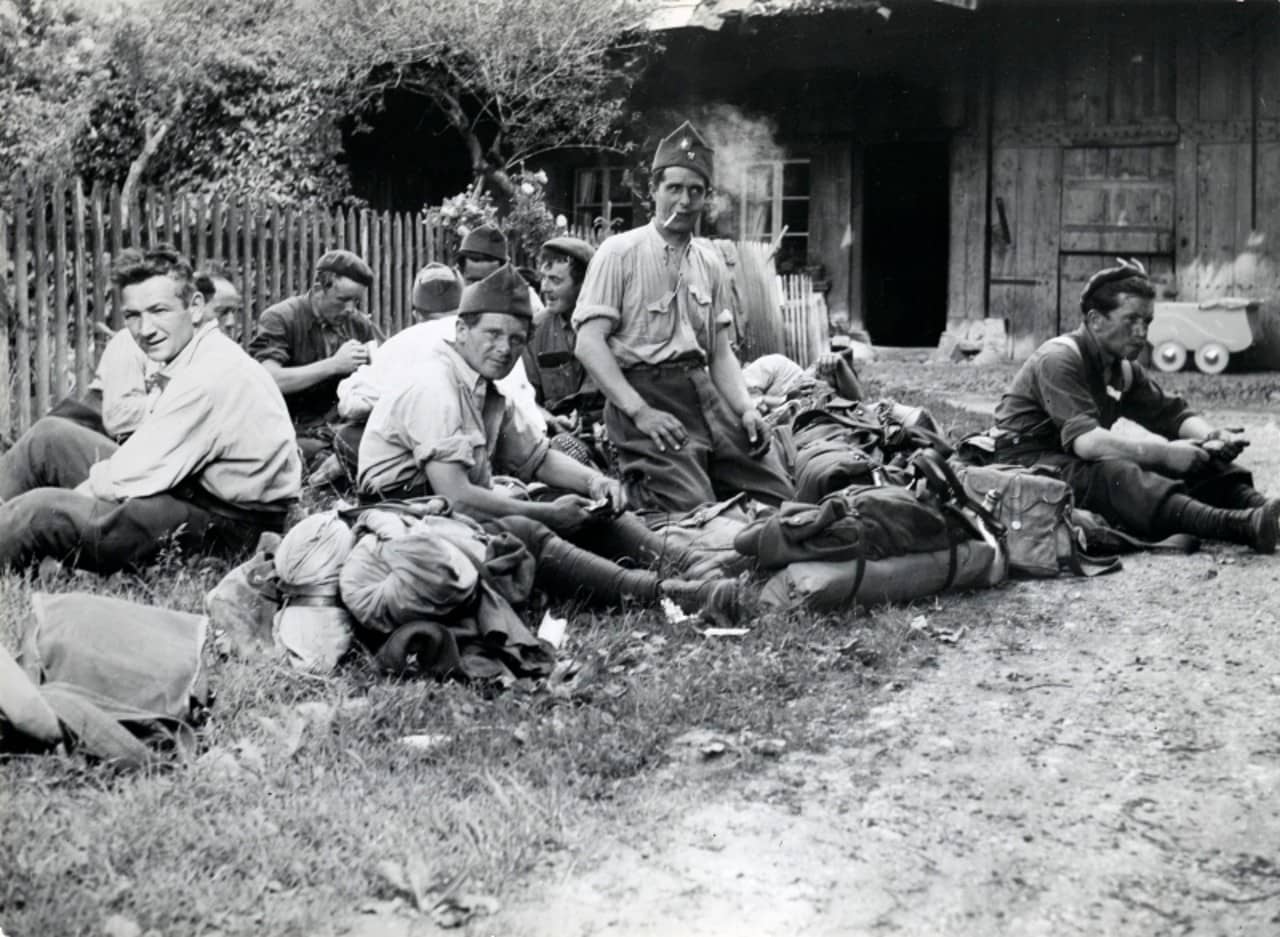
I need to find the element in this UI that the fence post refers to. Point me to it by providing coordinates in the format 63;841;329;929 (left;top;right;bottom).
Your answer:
0;202;11;439
14;175;32;432
72;179;90;395
90;183;108;348
240;197;253;346
52;179;69;400
32;177;51;416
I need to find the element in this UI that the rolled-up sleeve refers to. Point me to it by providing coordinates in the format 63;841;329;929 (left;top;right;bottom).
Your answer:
384;380;483;472
248;308;293;365
572;241;627;331
1031;352;1106;450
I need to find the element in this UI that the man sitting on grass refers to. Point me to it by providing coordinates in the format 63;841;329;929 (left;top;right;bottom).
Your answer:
357;264;741;620
993;259;1280;553
0;245;301;573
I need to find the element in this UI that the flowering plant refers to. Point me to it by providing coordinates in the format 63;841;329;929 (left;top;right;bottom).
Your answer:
424;184;499;256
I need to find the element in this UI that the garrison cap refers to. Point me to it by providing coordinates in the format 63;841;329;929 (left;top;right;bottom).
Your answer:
315;249;373;288
652;121;714;185
411;263;464;316
458;264;534;321
458;224;509;261
540;236;596;269
1080;257;1150;314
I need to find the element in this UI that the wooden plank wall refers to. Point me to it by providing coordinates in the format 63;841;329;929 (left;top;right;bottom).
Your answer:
951;5;1280;356
805;142;854;328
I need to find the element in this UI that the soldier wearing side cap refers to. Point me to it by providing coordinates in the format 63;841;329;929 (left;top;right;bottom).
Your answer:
249;249;378;464
992;259;1280;553
572;122;795;513
328;262;546;479
455;223;546;321
357;264;743;622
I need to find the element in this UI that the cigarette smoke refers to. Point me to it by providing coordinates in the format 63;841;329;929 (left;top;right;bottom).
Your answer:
648;103;785;237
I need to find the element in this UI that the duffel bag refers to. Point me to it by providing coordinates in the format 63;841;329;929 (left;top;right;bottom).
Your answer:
956;464;1120;578
759;539;1002;611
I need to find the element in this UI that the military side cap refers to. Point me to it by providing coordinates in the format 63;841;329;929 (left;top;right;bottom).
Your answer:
541;236;596;269
315;249;373;288
459;224;508;261
652;121;714;185
412;263;464;316
458;264;533;321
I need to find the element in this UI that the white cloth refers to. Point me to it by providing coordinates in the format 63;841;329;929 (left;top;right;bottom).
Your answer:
336;316;546;433
86;329;161;438
86;323;302;505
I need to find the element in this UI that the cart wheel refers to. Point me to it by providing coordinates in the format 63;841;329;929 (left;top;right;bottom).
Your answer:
1194;342;1230;374
1153;341;1187;372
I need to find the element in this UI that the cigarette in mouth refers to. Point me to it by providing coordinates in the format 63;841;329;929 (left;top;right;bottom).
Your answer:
663;209;680;228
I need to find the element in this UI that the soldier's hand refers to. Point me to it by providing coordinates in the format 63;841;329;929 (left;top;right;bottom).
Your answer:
1164;439;1212;476
741;407;767;446
632;405;688;453
813;352;840;378
587;474;626;514
544;494;595;534
1204;427;1250;462
330;339;371;376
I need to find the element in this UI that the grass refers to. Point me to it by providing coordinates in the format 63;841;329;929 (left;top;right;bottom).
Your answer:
12;364;1261;936
0;541;935;937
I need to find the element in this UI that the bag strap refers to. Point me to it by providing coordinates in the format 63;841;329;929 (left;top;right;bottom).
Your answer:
1048;334;1132;391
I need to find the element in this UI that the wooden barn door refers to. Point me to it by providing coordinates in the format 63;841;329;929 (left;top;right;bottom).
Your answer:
1058;144;1176;325
989;146;1062;358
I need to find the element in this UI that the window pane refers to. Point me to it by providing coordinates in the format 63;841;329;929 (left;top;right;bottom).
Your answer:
782;161;810;197
576;170;600;206
781;199;809;234
609;207;634;232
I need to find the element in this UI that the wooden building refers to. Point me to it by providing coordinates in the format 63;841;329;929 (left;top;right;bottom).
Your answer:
553;0;1280;357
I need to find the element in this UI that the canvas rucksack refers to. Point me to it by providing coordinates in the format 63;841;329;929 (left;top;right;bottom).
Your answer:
955;464;1121;578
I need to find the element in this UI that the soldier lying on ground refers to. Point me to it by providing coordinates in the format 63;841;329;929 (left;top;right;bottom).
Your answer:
0;245;301;573
357;264;741;621
742;348;863;414
992;259;1280;553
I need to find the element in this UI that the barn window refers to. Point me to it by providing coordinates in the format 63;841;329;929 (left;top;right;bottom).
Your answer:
573;167;634;238
740;160;810;274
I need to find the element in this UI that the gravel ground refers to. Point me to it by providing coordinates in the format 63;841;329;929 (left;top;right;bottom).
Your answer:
481;385;1280;936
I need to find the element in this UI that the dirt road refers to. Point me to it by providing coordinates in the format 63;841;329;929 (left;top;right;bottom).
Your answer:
491;412;1280;937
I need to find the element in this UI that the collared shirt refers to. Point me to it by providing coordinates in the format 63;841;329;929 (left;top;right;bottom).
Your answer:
572;221;729;368
86;322;302;505
994;325;1196;454
357;340;550;496
521;312;600;413
743;354;807;399
86;328;161;439
335;316;546;433
248;294;376;430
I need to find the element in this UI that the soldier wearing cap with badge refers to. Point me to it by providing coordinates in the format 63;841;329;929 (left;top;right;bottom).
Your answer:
572;121;795;513
992;258;1280;553
249;249;378;463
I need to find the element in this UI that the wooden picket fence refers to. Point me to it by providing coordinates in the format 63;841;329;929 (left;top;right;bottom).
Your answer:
0;174;827;437
0;174;452;436
778;274;828;367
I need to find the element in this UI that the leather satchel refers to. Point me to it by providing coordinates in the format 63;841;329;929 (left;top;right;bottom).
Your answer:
956;464;1122;578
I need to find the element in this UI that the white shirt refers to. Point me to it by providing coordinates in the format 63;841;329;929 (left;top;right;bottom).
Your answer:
336;316;546;434
86;329;161;438
86;323;302;505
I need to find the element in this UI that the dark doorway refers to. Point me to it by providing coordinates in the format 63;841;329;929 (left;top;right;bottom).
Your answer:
862;141;950;347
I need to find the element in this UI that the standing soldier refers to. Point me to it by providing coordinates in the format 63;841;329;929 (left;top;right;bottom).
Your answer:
572;121;795;513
